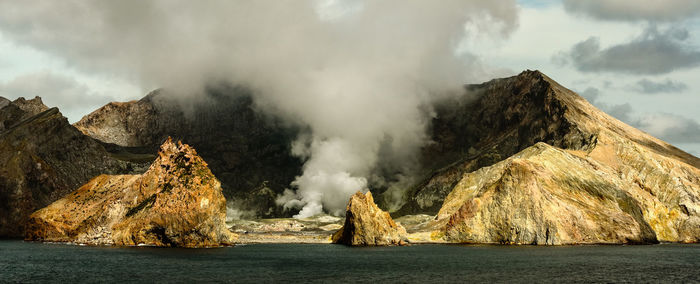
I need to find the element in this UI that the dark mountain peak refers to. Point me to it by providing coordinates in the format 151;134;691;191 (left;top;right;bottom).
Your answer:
1;96;55;132
11;96;49;116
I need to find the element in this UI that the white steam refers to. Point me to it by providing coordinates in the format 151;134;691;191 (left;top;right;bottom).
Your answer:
0;0;519;217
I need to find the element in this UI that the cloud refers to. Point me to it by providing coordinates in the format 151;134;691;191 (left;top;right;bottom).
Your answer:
636;113;700;143
580;87;601;102
0;1;520;217
0;71;114;122
580;87;700;159
580;87;700;151
555;26;700;75
562;0;700;22
631;78;688;94
580;87;635;123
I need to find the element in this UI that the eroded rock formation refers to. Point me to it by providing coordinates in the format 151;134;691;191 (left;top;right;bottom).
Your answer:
332;191;408;246
25;138;237;247
0;97;150;237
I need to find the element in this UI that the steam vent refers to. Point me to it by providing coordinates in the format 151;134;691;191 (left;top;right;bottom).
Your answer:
333;191;408;246
24;138;237;248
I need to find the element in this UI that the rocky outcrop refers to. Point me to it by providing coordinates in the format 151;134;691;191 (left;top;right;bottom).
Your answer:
397;70;700;216
0;97;151;237
433;141;700;244
11;96;49;116
332;192;408;246
25;138;237;247
0;96;49;131
74;88;302;218
434;143;644;244
423;71;700;244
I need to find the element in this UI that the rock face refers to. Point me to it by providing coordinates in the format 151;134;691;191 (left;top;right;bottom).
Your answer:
0;97;150;237
398;71;700;214
74;88;302;218
423;71;700;244
397;71;599;214
25;138;237;247
434;143;650;244
332;192;408;246
0;96;48;131
0;97;9;109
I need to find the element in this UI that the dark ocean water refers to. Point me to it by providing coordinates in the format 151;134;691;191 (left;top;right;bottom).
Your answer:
1;240;699;283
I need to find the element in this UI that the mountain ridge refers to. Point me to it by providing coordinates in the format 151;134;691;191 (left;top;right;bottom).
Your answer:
0;96;152;237
395;70;700;216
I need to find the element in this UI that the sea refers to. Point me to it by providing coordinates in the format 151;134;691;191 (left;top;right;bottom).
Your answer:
1;240;699;283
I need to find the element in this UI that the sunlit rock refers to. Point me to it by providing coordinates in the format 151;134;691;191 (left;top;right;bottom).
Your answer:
25;138;237;247
333;191;408;246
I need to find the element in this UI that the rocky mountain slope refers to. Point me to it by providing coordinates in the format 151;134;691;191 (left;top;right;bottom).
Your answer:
332;191;408;246
74;88;302;218
397;70;700;216
400;71;700;244
0;97;151;238
25;138;237;247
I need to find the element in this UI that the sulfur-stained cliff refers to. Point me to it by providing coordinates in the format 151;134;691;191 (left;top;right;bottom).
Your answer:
25;138;236;247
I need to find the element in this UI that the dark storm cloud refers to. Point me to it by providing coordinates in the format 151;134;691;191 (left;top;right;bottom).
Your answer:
556;26;700;75
562;0;700;22
632;78;688;94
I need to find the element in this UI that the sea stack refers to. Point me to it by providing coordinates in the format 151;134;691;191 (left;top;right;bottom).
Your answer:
332;191;408;246
25;138;237;247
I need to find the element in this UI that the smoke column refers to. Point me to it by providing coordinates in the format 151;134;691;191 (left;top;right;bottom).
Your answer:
0;0;519;217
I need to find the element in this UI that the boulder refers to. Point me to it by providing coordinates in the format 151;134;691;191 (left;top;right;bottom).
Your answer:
332;191;408;246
